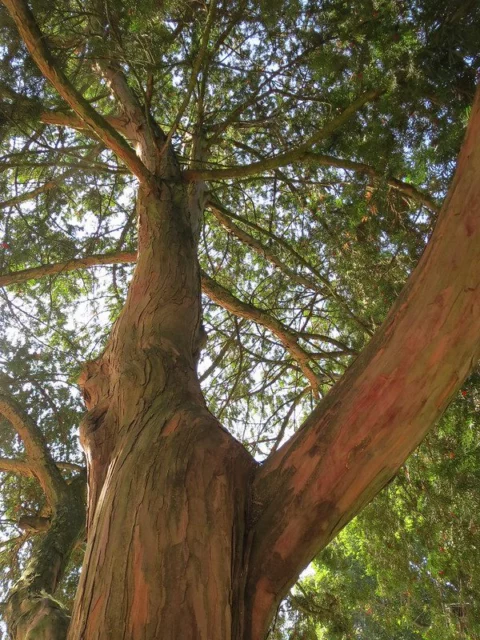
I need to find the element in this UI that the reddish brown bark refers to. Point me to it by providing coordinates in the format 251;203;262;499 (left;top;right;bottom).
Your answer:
69;182;255;639
69;90;480;638
3;3;480;638
2;177;257;640
243;88;480;637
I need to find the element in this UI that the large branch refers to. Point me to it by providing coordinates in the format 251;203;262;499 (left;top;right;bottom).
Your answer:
41;110;130;136
184;89;381;180
200;271;322;393
0;457;32;476
245;87;480;638
1;80;130;137
232;139;440;213
96;64;161;169
0;252;326;391
0;457;84;477
0;251;137;287
87;3;166;170
0;394;67;506
2;0;151;184
0;396;86;639
4;473;85;640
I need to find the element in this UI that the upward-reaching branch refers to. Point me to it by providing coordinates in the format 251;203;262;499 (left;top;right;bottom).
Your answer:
162;0;218;153
245;87;480;639
0;393;67;506
87;2;168;172
184;89;382;180
2;0;151;184
97;62;161;169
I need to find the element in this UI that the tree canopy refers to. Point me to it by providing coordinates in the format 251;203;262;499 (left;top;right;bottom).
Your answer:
0;0;479;638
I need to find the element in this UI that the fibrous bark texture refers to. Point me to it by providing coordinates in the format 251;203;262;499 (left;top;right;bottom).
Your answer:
71;90;480;640
2;2;480;637
69;183;255;640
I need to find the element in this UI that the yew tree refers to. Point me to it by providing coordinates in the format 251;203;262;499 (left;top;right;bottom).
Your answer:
0;0;479;638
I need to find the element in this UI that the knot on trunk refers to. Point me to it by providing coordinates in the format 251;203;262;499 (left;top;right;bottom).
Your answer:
78;359;110;410
5;592;70;640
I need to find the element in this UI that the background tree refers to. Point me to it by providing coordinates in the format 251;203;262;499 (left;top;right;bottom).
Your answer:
0;0;479;638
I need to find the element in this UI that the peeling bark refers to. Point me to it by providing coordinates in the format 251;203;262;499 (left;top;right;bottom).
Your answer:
3;2;480;637
69;182;255;639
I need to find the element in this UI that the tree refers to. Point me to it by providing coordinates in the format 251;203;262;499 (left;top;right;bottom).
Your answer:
0;0;479;638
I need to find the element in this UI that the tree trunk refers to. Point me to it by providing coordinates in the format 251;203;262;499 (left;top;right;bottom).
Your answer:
69;90;480;639
4;7;477;627
68;183;255;640
3;3;479;639
70;400;253;640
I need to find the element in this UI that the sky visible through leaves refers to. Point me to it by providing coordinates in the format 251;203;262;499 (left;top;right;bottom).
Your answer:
0;0;480;637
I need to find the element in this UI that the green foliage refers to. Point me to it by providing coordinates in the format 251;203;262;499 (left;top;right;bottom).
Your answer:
0;0;479;634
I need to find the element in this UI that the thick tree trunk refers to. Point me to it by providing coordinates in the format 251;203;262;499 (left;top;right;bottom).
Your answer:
70;405;253;640
5;2;478;630
68;184;255;640
70;90;480;639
